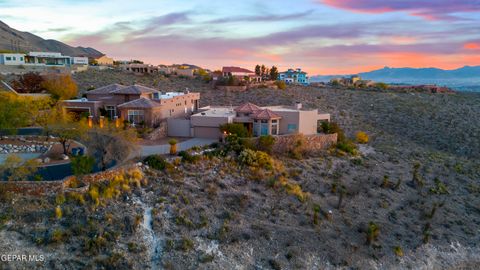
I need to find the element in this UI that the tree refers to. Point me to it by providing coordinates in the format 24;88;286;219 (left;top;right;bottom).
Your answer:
47;118;88;155
220;123;250;138
260;65;267;78
270;66;279;81
41;74;78;100
87;127;138;171
0;93;53;131
0;154;40;181
255;65;261;76
12;72;45;93
71;155;95;177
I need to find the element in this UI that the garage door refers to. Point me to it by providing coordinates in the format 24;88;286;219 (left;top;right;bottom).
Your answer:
194;127;221;139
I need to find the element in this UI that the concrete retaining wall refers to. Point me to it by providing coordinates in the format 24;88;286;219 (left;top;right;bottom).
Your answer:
0;164;140;196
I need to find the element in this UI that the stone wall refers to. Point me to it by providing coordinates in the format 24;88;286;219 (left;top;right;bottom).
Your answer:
146;120;168;140
251;133;338;155
0;164;141;196
216;85;247;92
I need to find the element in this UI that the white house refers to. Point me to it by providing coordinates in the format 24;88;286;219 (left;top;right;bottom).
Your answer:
72;57;89;65
0;53;25;65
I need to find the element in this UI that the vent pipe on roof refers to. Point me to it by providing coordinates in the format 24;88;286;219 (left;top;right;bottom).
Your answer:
184;87;190;94
295;102;302;110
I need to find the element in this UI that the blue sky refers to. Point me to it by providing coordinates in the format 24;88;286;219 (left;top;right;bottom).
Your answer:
1;0;479;74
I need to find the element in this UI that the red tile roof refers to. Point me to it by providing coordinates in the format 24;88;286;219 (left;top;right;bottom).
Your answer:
222;66;255;74
87;84;126;94
234;102;261;113
252;109;282;120
113;84;159;95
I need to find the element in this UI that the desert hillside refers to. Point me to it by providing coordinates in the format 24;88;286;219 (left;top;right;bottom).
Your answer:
0;70;479;269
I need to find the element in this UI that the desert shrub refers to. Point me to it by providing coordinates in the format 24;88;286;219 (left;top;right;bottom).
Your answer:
220;123;250;138
67;192;85;205
275;80;287;90
51;229;64;243
169;139;178;155
336;140;358;155
178;151;200;163
257;135;276;153
180;237;194;252
356;131;369;144
287;134;307;159
375;82;389;90
321;122;345;142
238;149;273;170
366;222;380;245
144;155;166;170
88;185;100;207
430;178;449;194
71;155;95;177
54;206;63;219
55;194;66;205
394;246;404;257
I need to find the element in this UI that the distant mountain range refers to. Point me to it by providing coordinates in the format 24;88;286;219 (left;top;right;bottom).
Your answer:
311;66;480;92
0;20;103;57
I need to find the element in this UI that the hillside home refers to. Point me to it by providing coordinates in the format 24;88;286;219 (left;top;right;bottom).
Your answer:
222;66;261;82
0;52;88;67
278;68;309;85
93;55;114;66
120;64;158;74
0;53;25;65
60;84;200;127
168;102;330;139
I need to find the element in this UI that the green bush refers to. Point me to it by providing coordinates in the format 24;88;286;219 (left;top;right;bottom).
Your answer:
336;140;358;155
178;151;200;163
71;156;95;177
144;155;167;170
257;135;276;153
238;149;274;170
220;123;250;138
321;122;345;142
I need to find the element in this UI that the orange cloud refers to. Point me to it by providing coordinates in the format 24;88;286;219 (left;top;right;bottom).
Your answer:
464;42;480;50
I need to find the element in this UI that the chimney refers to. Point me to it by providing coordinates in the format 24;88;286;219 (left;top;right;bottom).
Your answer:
295;102;302;110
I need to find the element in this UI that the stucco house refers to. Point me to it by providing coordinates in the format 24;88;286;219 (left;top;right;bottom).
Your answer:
168;102;330;139
278;68;309;85
222;66;261;82
61;84;200;127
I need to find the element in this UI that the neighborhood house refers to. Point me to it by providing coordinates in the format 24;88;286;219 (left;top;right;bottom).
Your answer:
60;84;200;127
221;66;261;82
278;68;309;85
168;102;330;139
0;52;88;67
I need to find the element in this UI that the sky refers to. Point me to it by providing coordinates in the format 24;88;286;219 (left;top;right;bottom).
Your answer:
1;0;480;75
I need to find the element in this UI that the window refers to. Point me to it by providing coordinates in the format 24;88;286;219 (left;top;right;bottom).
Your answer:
287;124;297;133
20;57;23;61
128;110;144;124
271;120;279;135
105;106;116;119
12;57;16;60
5;57;11;61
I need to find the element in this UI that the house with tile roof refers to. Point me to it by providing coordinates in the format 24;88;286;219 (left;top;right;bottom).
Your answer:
60;84;200;127
168;102;330;138
221;66;261;82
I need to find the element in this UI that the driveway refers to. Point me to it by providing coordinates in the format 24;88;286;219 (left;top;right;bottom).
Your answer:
140;138;217;157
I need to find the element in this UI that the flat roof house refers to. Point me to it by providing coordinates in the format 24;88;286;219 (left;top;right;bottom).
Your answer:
172;102;330;139
25;52;72;66
0;53;25;65
61;84;200;127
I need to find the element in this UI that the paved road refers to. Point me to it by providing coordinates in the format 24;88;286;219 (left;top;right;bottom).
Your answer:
140;138;217;157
